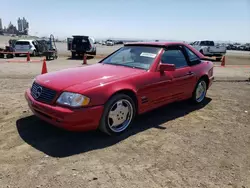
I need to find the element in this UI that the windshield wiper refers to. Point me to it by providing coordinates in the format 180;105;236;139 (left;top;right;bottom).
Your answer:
104;62;144;69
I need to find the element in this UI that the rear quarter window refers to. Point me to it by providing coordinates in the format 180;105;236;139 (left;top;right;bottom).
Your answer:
161;49;188;68
184;46;200;61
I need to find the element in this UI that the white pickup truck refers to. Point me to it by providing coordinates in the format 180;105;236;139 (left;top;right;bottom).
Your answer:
191;40;226;60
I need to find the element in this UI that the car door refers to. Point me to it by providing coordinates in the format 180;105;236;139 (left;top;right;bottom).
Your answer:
161;45;196;100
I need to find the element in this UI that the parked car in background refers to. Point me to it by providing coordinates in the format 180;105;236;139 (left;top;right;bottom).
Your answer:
245;44;250;51
14;39;39;56
25;42;214;135
226;44;237;50
67;35;96;58
106;40;114;46
191;40;226;60
115;40;124;45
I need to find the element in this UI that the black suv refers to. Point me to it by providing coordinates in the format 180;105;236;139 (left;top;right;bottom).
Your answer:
67;35;96;58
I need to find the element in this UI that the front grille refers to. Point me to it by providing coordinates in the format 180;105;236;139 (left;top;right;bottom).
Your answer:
31;82;57;104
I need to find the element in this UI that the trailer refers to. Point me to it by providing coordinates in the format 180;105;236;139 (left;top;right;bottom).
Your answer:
37;34;58;60
43;34;58;60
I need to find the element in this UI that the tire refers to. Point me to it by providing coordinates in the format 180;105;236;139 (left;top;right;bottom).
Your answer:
71;52;76;59
31;50;36;57
92;50;96;56
216;57;222;61
192;78;207;104
99;94;136;136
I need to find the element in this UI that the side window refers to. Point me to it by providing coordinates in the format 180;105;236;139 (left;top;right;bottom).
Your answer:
184;46;200;62
161;48;188;68
200;41;205;46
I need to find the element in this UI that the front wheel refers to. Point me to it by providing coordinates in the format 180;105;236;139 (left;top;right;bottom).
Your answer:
31;50;37;57
192;79;207;104
99;94;136;136
92;50;96;56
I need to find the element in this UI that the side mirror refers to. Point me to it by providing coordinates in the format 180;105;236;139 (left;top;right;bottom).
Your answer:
159;63;176;72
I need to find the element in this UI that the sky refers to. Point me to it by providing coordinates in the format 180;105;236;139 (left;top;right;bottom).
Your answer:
1;0;250;42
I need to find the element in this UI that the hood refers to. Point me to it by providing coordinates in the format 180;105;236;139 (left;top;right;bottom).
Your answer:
36;63;145;92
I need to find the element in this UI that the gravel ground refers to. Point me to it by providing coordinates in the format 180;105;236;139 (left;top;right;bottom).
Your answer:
0;80;250;188
0;53;250;187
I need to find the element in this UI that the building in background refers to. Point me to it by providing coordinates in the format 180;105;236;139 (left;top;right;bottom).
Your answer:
17;18;23;32
0;18;2;30
0;17;29;35
0;18;2;35
6;22;18;34
17;17;29;35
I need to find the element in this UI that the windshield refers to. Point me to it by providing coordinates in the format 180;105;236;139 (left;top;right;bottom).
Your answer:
101;46;161;70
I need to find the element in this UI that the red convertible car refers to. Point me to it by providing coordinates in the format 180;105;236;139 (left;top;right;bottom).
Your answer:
25;42;214;135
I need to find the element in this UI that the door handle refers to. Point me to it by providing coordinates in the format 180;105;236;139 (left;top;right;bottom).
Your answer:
185;71;194;76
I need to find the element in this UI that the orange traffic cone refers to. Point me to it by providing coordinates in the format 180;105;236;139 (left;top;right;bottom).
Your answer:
221;56;225;66
27;52;30;62
83;54;87;64
41;59;48;74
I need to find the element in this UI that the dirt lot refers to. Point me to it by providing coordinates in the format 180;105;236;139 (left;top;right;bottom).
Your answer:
0;55;250;188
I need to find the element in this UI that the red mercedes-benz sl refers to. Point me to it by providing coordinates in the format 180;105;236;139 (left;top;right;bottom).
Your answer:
25;42;214;135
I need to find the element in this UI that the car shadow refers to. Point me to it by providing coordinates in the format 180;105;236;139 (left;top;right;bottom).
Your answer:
16;98;212;158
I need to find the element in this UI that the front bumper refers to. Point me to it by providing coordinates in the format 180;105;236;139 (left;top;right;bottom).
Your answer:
25;89;104;131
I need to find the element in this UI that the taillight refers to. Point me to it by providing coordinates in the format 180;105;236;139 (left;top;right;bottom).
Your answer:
29;45;32;49
89;44;92;49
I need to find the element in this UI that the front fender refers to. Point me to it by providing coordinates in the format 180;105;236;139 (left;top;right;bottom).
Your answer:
83;82;137;106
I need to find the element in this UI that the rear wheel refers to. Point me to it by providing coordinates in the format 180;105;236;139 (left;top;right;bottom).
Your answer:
71;52;76;59
192;79;207;104
31;50;37;57
99;94;136;136
216;57;222;61
92;50;96;56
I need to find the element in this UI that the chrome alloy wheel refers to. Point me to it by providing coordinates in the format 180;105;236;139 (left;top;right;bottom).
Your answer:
108;99;134;133
196;80;207;103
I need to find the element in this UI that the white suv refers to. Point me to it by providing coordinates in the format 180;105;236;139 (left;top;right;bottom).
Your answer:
14;39;38;56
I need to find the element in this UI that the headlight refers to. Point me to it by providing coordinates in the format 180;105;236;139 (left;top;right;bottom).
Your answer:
56;92;90;107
